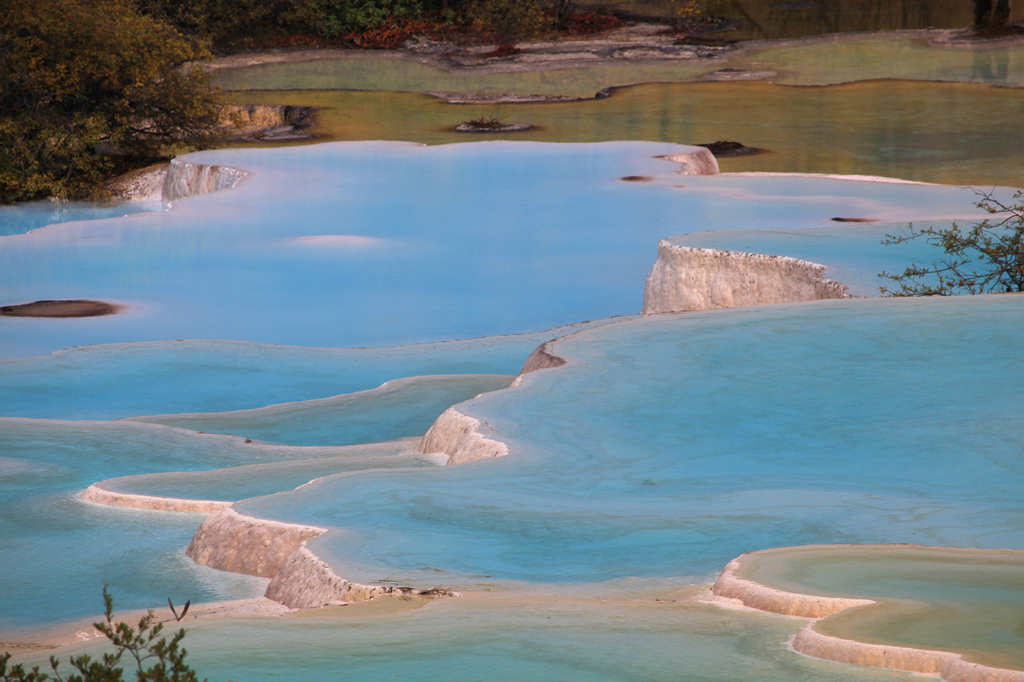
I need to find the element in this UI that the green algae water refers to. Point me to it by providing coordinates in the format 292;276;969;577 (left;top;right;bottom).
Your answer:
735;546;1024;669
228;80;1024;185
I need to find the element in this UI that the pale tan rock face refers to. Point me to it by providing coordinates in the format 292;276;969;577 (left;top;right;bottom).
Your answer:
663;148;720;175
185;508;325;578
519;340;566;374
419;407;509;465
265;547;392;609
106;162;169;201
162;158;249;202
642;242;850;314
711;556;873;618
793;626;1024;681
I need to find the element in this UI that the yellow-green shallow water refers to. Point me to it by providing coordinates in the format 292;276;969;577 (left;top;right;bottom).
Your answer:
735;546;1024;669
212;34;1024;95
228;80;1024;185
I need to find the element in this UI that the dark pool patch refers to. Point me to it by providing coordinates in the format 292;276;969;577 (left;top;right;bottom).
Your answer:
699;140;766;157
831;217;879;223
453;121;535;133
620;175;654;182
1;299;121;318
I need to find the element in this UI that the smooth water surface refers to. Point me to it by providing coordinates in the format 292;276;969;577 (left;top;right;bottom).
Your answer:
236;296;1024;587
0;199;159;237
0;142;994;358
130;374;511;446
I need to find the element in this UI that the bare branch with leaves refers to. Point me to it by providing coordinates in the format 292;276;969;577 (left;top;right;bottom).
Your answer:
1;588;204;682
879;189;1024;296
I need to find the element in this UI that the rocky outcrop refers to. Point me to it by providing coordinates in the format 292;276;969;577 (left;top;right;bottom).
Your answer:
106;163;169;201
519;340;567;374
642;242;850;314
81;484;230;514
186;508;325;578
419;407;509;465
662;147;720;175
712;555;873;618
219;104;316;142
162;158;249;203
793;625;1024;682
265;546;394;608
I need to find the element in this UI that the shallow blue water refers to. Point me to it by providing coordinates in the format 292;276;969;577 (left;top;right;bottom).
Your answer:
0;332;568;419
0;199;160;237
2;142;1020;676
129;374;511;446
237;295;1024;586
0;419;280;629
0;143;994;358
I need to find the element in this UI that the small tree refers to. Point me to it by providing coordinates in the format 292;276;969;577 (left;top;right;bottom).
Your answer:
0;588;203;682
879;189;1024;296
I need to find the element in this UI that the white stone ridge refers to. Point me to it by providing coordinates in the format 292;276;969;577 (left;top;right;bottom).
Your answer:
714;547;1024;681
712;556;874;618
642;241;850;314
419;407;509;465
162;158;249;203
80;483;231;514
793;625;1024;682
663;148;720;176
186;508;326;579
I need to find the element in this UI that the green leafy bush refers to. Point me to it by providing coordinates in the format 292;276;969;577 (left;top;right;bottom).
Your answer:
1;588;204;682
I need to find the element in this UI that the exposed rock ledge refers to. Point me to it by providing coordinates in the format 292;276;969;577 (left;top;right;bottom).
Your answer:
519;339;567;374
266;546;394;608
660;148;720;176
81;484;230;514
185;507;456;609
162;158;250;203
187;508;325;579
419;407;509;465
643;242;849;314
712;555;873;618
793;625;1024;682
108;158;249;202
713;548;1024;682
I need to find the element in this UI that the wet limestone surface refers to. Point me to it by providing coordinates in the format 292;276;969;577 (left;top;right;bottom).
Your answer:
734;545;1024;670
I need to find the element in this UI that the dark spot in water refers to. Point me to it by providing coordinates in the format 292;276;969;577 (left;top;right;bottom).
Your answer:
698;140;766;157
1;299;120;318
621;175;654;182
831;217;879;223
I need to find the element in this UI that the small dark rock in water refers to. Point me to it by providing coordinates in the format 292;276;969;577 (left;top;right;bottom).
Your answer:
620;175;654;182
698;140;765;157
831;217;879;223
454;120;534;133
1;299;120;318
